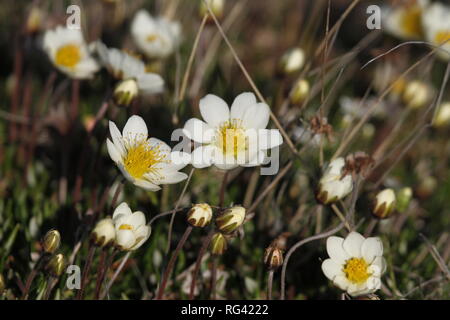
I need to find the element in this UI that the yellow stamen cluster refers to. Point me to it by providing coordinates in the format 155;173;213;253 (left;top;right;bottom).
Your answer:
343;258;371;284
119;224;133;230
123;139;167;180
216;119;248;158
146;34;159;42
435;30;450;45
55;44;81;68
400;7;422;38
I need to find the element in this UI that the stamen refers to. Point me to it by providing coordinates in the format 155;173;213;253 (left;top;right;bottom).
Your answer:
216;119;248;158
55;44;81;68
343;257;371;284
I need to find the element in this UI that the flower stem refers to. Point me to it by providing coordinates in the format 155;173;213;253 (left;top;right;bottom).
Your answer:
267;270;274;300
42;276;57;300
22;254;44;300
94;248;108;299
157;226;193;300
189;230;214;299
210;256;218;300
76;244;96;300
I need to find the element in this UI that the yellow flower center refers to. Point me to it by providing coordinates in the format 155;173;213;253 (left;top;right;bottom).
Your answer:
435;30;450;45
123;139;167;180
146;34;159;42
119;224;133;230
400;6;422;38
55;44;81;68
343;258;371;284
216;119;248;158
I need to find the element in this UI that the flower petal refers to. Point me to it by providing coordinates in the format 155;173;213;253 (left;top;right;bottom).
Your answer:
258;129;283;150
122;115;148;142
241;102;270;129
134;179;161;191
230;92;257;119
333;275;350;291
343;232;365;258
183;118;214;143
327;236;350;264
113;202;132;220
159;171;188;184
321;258;343;281
361;237;384;264
109;121;125;155
116;229;136;250
191;145;215;168
199;94;230;127
107;138;122;164
129;211;146;229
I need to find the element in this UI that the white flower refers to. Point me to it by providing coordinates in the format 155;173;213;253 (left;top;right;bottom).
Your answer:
112;202;151;251
131;10;181;59
434;102;450;128
317;158;353;205
96;42;164;95
422;2;450;61
322;232;386;297
43;26;99;79
279;47;305;74
382;0;428;40
107;115;190;191
183;92;283;170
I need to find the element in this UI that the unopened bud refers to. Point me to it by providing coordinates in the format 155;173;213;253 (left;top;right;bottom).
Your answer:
42;229;61;254
91;218;116;247
113;78;139;107
290;79;310;105
316;158;353;205
215;206;246;234
433;102;450;128
372;189;396;219
396;187;413;213
26;7;44;34
199;0;224;20
403;80;431;109
210;233;227;255
46;254;66;277
187;203;213;228
263;246;284;270
279;48;305;75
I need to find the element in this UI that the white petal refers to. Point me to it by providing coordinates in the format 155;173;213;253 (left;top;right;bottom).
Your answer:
191;145;215;168
136;73;164;94
343;232;365;258
333;275;350;291
122;115;148;142
130;225;151;250
167;151;191;171
147;137;171;155
361;237;383;264
241;102;270;129
109;121;125;155
183;118;214;143
370;257;387;276
159;172;188;184
113;202;132;219
321;258;343;281
129;211;146;229
326;236;350;265
134;179;161;191
106;139;122;164
199;94;230;127
258;129;283;150
116;230;136;250
230;92;257;119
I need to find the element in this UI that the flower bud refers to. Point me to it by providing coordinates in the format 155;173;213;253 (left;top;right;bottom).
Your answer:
0;273;5;294
433;102;450;128
187;203;213;228
290;79;310;105
279;47;305;75
199;0;224;20
396;187;413;213
210;233;227;255
113;78;139;107
91;218;116;247
42;229;61;254
316;158;353;205
215;206;246;234
372;189;396;219
26;7;44;34
263;246;284;270
45;254;66;277
402;80;431;110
